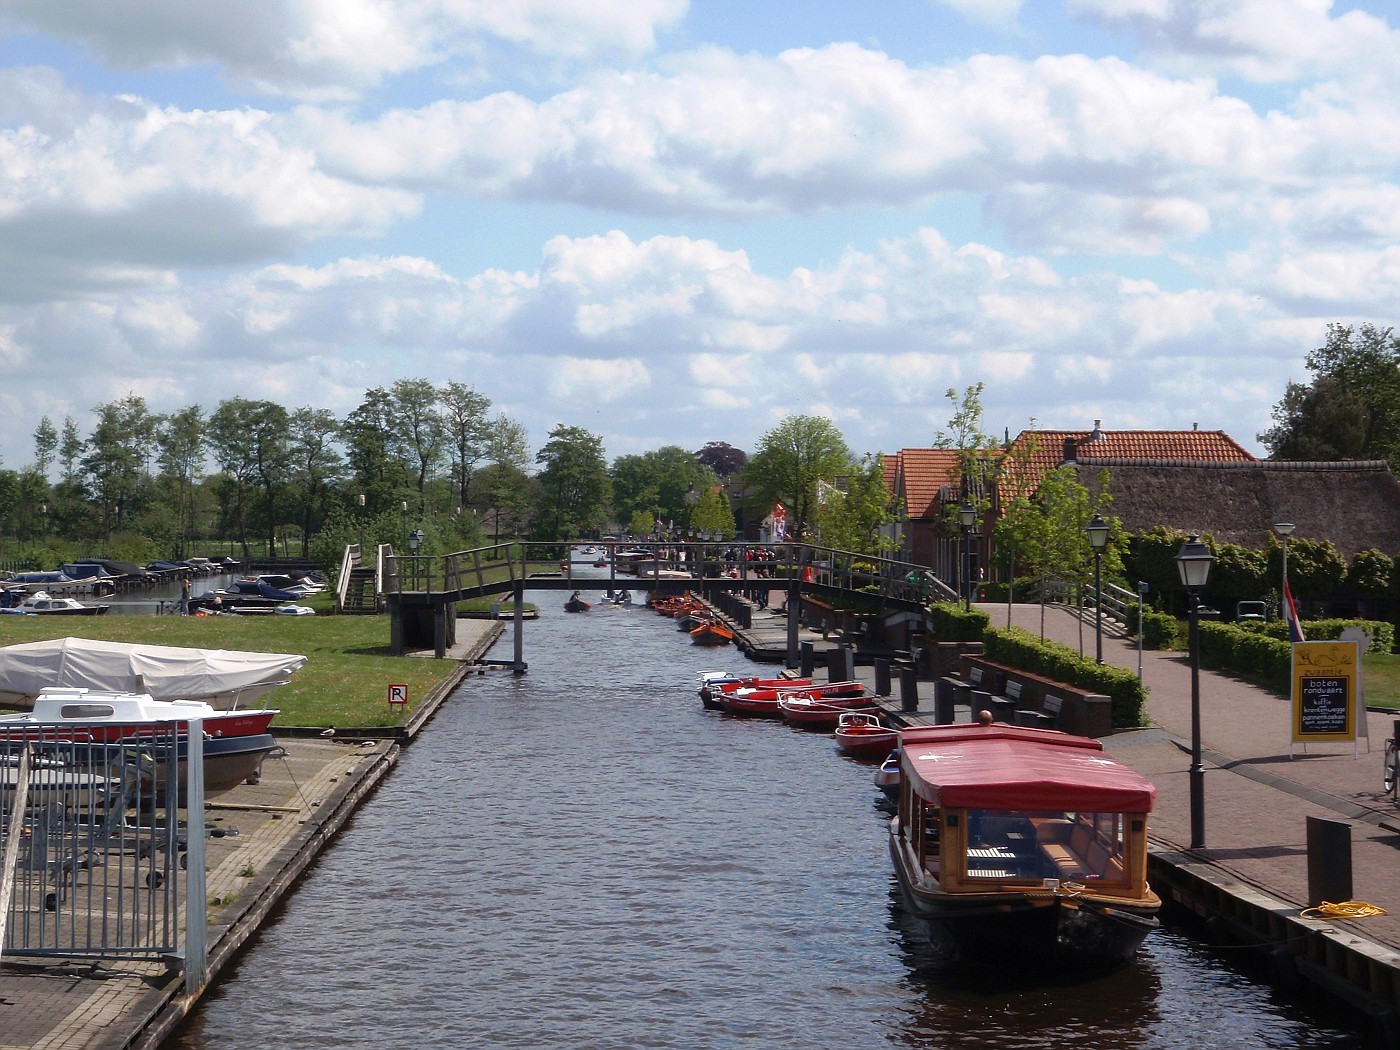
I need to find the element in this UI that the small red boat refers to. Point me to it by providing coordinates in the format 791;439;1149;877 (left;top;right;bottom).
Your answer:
778;692;878;730
719;686;787;718
698;673;813;709
690;621;735;646
835;712;899;759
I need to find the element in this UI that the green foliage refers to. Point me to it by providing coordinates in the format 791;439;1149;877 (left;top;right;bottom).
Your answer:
1126;606;1179;649
928;601;991;642
533;424;611;539
1243;617;1395;654
1346;548;1393;598
813;454;896;554
1208;543;1268;612
743;415;851;540
1197;622;1293;693
1282;535;1347;600
983;626;1147;728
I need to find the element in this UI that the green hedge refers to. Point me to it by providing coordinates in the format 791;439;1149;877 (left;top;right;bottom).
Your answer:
928;601;991;642
983;626;1148;729
1197;621;1292;693
1239;618;1395;653
1126;606;1179;649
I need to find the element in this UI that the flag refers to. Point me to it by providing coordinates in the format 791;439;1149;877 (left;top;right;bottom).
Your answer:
1283;576;1306;643
772;502;787;541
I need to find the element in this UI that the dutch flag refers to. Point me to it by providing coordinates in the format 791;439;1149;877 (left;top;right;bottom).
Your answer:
1283;576;1306;643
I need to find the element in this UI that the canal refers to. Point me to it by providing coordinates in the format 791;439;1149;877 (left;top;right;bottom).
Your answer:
167;584;1370;1048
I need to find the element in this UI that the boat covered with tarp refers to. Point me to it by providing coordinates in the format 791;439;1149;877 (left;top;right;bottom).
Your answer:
0;637;305;711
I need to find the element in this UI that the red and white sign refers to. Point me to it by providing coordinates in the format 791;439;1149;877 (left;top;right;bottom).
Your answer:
388;683;409;706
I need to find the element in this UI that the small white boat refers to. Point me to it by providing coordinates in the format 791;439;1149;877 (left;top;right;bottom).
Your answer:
17;591;110;616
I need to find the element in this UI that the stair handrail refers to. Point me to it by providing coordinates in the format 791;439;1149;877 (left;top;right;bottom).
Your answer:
335;544;358;613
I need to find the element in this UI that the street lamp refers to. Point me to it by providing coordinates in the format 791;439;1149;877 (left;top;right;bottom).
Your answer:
959;502;976;611
1273;521;1295;616
358;493;365;553
1175;534;1215;850
1086;513;1109;664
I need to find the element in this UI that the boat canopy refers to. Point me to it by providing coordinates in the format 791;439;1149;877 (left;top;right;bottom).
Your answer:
0;637;306;711
899;724;1156;813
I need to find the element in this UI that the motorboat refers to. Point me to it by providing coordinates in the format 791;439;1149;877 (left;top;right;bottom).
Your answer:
690;620;735;646
888;722;1161;971
698;674;813;708
0;687;282;796
190;578;300;613
777;691;879;730
875;748;901;802
834;712;899;758
564;594;591;612
17;591;110;616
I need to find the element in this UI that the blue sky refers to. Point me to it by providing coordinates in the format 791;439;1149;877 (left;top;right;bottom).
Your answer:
1;0;1397;471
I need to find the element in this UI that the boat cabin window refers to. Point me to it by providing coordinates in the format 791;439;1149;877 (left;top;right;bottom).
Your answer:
58;704;117;719
957;808;1131;884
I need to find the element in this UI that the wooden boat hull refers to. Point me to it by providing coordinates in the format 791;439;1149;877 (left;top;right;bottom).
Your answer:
834;726;899;758
690;623;734;646
889;832;1159;971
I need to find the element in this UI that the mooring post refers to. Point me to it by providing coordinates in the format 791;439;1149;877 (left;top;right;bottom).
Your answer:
874;658;891;697
786;578;800;668
512;585;526;675
899;664;919;713
1306;816;1352;906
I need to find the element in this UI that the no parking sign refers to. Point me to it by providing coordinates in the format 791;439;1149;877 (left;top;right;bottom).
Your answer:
388;683;409;707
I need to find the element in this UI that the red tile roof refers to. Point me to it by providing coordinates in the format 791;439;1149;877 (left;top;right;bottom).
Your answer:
1003;427;1255;501
890;448;962;519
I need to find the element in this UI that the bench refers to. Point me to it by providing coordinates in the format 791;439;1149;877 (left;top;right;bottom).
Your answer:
1014;694;1062;730
958;656;1113;737
1034;817;1127;883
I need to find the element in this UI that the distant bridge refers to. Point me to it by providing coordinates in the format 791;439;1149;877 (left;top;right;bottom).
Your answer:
362;540;956;669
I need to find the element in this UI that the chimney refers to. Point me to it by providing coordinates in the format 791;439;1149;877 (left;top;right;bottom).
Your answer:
1088;419;1104;441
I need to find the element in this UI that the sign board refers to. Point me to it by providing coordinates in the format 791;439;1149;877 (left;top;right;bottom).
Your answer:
1291;641;1358;749
387;683;409;706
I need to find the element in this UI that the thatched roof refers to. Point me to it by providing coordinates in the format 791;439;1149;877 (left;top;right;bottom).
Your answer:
1072;459;1400;557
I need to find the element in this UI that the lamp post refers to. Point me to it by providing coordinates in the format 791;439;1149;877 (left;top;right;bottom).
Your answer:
1273;521;1295;617
959;502;976;611
358;493;365;552
1086;513;1109;664
1175;534;1214;850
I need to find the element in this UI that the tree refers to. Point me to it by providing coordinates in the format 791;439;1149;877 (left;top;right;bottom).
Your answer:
610;446;713;533
390;378;446;508
813;455;895;554
288;407;344;557
687;484;736;539
208;397;290;555
439;381;492;511
481;414;531;539
82;395;156;539
696;441;747;478
533;424;610;540
156;406;205;557
33;416;56;477
344;387;412;511
744;415;850;540
1261;323;1400;469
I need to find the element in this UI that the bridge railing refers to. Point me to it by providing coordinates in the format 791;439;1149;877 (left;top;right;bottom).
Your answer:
382;539;953;609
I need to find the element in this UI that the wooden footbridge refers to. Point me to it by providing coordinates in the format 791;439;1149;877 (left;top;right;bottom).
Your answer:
350;540;955;671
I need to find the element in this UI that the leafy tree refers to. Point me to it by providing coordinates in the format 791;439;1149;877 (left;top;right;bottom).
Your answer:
59;417;81;484
1208;543;1268;613
1280;536;1347;601
439;381;492;511
82;395;156;539
1261;323;1400;469
344;387;413;511
744;415;850;540
813;455;895;554
390;378;446;508
288;407;344;557
480;414;532;540
688;484;735;539
33;416;56;477
610;446;713;533
1346;548;1392;599
696;441;747;478
156;406;205;557
208;397;290;555
533;424;610;540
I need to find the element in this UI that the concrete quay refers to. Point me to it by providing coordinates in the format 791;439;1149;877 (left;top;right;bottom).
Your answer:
0;618;502;1050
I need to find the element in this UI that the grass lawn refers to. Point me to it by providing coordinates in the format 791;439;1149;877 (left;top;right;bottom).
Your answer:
0;597;460;729
1364;652;1400;711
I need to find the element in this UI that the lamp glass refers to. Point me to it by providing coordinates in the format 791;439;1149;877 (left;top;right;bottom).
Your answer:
1272;521;1295;537
1086;514;1109;551
1175;535;1214;589
959;503;976;528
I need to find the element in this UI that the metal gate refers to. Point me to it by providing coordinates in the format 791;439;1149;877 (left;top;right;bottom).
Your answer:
1;722;204;976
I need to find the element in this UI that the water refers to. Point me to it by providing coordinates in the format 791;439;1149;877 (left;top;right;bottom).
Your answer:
167;585;1372;1049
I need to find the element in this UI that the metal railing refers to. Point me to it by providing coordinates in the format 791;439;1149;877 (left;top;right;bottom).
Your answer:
1;724;205;987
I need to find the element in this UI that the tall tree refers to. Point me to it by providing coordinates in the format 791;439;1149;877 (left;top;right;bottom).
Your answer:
744;415;851;540
439;381;492;511
696;441;748;478
390;378;446;508
156;406;206;557
480;414;532;540
208;397;290;554
813;455;895;554
82;394;156;539
33;416;57;477
288;407;344;557
610;446;713;533
343;387;411;510
1261;323;1400;468
533;425;610;540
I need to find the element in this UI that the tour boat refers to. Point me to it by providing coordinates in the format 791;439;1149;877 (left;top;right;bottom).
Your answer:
888;722;1161;972
833;712;899;758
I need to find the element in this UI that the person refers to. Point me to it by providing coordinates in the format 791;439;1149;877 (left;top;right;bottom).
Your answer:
179;576;192;616
977;709;994;726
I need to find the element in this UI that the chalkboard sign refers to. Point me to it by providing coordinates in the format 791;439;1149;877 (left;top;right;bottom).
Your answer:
1291;641;1358;745
1297;676;1348;736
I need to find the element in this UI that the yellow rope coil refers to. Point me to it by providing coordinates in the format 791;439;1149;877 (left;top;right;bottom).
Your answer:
1300;900;1388;920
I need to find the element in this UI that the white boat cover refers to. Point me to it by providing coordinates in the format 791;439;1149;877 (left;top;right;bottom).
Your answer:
0;637;306;711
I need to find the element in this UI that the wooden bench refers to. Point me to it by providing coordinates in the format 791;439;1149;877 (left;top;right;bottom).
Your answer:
958;656;1113;737
1034;817;1126;883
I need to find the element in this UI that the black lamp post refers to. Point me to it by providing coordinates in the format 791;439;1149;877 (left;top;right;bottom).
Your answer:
1175;534;1214;850
959;502;976;611
1086;513;1109;664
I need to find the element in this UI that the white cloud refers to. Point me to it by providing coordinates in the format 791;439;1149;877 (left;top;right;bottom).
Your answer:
0;0;688;99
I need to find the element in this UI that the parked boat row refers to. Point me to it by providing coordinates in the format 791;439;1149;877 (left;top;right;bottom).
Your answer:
692;660;1163;977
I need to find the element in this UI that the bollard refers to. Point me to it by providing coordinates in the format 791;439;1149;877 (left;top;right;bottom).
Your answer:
934;677;957;724
826;645;854;683
799;641;815;678
899;665;919;713
1306;816;1353;907
874;659;891;697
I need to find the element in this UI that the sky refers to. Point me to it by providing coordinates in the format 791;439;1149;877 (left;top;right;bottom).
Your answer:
1;0;1397;473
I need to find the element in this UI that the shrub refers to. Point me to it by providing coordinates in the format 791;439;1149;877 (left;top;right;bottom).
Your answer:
983;626;1148;729
928;601;991;642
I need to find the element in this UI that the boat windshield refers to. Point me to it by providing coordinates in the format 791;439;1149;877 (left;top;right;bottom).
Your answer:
961;808;1129;884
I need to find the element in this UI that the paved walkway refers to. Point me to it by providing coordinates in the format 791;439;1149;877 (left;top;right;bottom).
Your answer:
981;603;1400;954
